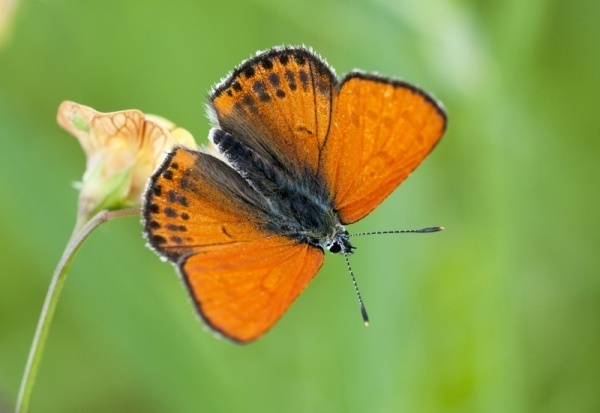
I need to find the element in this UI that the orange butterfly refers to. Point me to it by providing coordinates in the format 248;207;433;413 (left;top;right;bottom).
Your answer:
143;46;446;343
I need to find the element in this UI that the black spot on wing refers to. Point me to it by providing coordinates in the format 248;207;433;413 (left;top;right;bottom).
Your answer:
316;80;329;95
269;73;281;87
261;58;274;70
285;69;297;91
242;94;255;107
211;46;336;103
243;66;255;79
152;235;166;245
221;226;232;238
293;52;306;65
279;54;289;65
167;189;189;207
252;81;271;102
296;125;314;135
167;224;187;232
299;70;309;91
164;207;178;218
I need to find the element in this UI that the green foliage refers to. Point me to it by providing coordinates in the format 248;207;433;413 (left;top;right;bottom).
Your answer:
1;0;598;412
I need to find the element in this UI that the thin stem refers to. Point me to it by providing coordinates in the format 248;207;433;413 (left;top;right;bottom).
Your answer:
16;208;139;413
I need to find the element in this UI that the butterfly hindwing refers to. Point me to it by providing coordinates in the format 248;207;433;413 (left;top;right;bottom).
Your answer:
182;237;324;343
320;72;447;224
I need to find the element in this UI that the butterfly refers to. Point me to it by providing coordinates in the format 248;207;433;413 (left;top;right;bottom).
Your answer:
142;46;447;343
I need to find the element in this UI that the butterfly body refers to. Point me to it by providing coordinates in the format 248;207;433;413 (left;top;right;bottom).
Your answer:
143;46;446;343
210;128;351;254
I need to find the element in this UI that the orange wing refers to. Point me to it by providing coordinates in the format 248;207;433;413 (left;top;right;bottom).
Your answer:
182;237;324;343
320;73;447;224
143;147;324;342
209;47;337;176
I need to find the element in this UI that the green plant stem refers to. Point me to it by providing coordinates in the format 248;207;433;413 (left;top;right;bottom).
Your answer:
15;208;139;413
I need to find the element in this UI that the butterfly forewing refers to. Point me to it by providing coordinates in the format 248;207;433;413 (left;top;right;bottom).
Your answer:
144;147;324;342
210;47;337;176
144;148;273;259
320;73;447;224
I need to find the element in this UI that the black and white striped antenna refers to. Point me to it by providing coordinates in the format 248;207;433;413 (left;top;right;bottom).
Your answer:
344;226;444;325
343;252;369;326
351;226;444;237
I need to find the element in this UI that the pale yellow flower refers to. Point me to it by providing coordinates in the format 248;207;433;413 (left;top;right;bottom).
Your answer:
57;101;196;228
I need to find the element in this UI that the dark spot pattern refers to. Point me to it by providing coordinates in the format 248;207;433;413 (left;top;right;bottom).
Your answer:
164;207;178;217
170;162;179;169
297;125;314;135
167;190;189;206
276;89;286;98
243;66;255;79
152;185;162;196
242;94;255;107
221;226;232;238
316;63;330;77
232;81;242;92
299;70;309;90
149;220;161;229
171;236;183;244
261;59;273;70
181;212;190;220
152;235;166;244
163;170;173;180
279;54;289;65
293;53;306;65
316;80;329;95
268;73;280;87
252;81;267;93
252;81;271;102
285;69;297;91
179;174;196;191
227;90;233;97
149;204;159;214
167;224;187;232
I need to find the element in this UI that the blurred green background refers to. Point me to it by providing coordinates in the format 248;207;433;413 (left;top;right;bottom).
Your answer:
1;0;599;412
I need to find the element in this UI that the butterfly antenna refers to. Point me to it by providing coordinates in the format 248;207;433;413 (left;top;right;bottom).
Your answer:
351;226;444;237
343;252;369;326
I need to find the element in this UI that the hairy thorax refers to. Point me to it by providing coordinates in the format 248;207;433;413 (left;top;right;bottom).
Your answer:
211;127;354;254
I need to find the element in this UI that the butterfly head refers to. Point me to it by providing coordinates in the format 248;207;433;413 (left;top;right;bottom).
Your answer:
320;224;355;255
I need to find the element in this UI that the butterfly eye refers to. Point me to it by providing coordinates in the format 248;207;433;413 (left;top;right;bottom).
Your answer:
329;242;342;253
